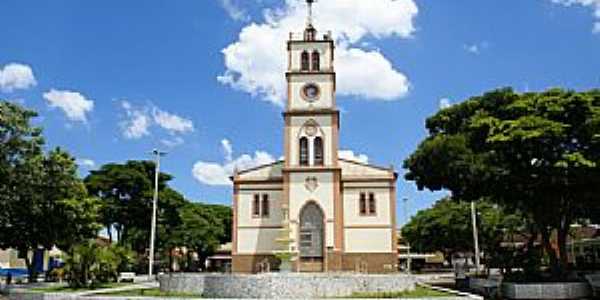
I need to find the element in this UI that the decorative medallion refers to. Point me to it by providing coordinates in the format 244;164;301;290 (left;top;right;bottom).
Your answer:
301;83;320;102
305;124;318;136
304;176;319;192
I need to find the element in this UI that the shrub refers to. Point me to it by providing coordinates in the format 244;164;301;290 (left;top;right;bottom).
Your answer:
64;240;134;288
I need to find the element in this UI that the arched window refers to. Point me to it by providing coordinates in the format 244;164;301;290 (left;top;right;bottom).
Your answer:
301;51;310;71
299;137;309;166
311;51;320;71
314;137;324;166
262;194;270;217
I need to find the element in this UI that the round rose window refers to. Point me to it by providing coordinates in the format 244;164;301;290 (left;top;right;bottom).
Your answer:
302;83;320;102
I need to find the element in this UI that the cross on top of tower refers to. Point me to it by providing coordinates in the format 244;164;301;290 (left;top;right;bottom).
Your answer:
306;0;316;27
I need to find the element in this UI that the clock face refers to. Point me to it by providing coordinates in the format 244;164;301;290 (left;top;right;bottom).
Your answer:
302;83;320;102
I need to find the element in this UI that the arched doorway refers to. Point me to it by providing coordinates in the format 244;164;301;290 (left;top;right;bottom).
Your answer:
299;202;324;271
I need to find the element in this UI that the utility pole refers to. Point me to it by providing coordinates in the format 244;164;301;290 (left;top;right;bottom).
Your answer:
403;197;411;274
149;149;166;281
471;201;481;274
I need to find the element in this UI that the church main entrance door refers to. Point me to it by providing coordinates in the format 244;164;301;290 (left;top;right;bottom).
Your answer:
299;202;324;271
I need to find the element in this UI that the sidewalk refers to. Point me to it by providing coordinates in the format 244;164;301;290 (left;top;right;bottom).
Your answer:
75;281;158;297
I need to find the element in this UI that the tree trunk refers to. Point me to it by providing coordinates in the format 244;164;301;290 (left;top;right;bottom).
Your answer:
168;248;174;272
540;227;560;277
556;217;570;279
107;225;112;244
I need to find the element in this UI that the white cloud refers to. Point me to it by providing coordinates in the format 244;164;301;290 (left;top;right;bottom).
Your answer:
120;101;194;141
221;139;234;161
550;0;600;33
338;150;369;164
192;140;276;186
219;0;418;105
0;63;37;93
439;98;452;109
120;101;151;139
152;107;194;134
463;41;489;55
161;137;185;148
43;89;94;123
220;0;249;21
464;44;480;54
77;158;96;168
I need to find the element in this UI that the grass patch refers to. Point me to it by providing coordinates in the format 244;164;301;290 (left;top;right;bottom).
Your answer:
30;282;129;293
348;286;452;298
97;288;202;298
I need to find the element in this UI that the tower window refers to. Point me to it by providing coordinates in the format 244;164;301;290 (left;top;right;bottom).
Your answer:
311;51;320;71
314;137;324;166
299;137;309;166
262;194;270;217
359;193;367;215
301;51;310;71
253;194;261;217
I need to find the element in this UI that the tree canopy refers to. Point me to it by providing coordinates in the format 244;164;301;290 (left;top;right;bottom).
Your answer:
402;198;524;259
404;88;600;277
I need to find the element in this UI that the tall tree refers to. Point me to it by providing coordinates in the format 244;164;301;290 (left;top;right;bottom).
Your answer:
1;102;102;281
84;161;172;252
176;203;224;271
0;102;44;248
404;88;600;278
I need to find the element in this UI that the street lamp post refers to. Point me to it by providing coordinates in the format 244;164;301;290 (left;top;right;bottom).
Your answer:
403;197;411;274
471;201;481;274
149;149;166;281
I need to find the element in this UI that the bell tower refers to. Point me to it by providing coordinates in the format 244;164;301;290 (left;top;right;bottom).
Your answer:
282;0;344;272
284;0;338;168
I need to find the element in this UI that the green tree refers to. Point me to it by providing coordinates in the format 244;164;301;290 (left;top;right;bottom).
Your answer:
0;102;101;282
84;161;172;252
404;88;600;278
176;203;224;271
402;198;525;273
0;101;44;254
402;198;473;259
156;188;187;271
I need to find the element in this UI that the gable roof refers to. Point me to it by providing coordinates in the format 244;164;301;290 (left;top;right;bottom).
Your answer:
232;160;284;182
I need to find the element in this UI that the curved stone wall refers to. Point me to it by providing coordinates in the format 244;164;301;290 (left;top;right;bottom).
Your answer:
158;273;416;299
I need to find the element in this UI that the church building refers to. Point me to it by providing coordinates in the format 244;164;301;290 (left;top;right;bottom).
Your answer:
231;0;398;273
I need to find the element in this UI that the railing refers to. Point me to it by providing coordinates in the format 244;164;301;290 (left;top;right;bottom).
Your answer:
289;31;333;41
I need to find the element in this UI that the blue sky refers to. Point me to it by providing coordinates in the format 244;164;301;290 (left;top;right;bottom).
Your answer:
1;0;599;225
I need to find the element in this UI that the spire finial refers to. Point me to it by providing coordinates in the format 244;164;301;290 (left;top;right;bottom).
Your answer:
306;0;315;26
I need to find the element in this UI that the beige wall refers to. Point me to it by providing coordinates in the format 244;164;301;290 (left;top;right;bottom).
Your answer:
0;249;10;268
237;228;282;254
344;228;393;253
237;189;283;227
343;188;391;226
